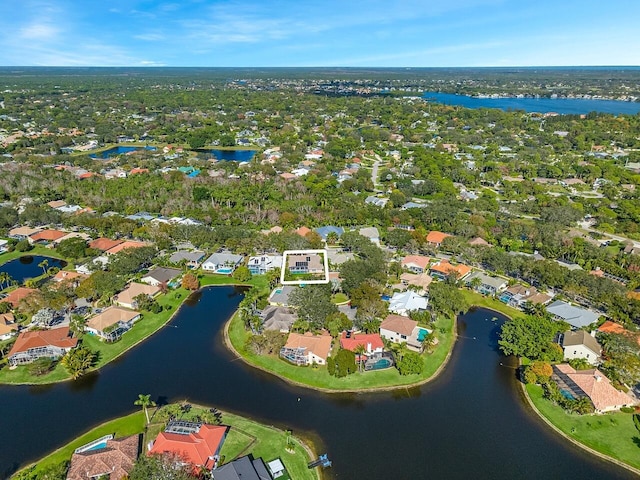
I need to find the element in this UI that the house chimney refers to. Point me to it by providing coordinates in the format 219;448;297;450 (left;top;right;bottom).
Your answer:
594;375;602;382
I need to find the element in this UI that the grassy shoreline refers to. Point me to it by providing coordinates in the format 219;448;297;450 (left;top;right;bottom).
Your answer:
224;308;457;393
522;382;640;475
16;403;319;480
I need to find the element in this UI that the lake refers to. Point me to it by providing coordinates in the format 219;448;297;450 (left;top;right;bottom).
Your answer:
423;91;640;115
0;287;633;479
195;148;257;162
89;146;157;159
0;255;67;284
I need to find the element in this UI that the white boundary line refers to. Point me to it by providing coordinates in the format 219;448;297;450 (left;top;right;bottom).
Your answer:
280;249;330;285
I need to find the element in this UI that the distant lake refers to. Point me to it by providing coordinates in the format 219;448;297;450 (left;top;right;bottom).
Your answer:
89;146;157;159
195;148;257;162
0;255;67;284
423;91;640;115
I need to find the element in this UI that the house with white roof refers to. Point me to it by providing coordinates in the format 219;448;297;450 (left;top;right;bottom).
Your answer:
247;254;282;275
388;291;428;316
547;300;600;329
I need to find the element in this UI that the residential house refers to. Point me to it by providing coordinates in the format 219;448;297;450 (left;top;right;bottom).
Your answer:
29;229;68;245
380;314;431;352
89;237;123;252
52;231;91;247
3;287;37;308
148;422;228;471
465;271;508;296
365;196;389;207
67;434;140;480
212;455;272;480
426;231;451;247
8;326;77;366
8;226;41;241
0;238;9;253
401;201;427;210
169;250;206;268
85;307;141;341
260;306;297;333
247;254;283;275
388;291;428;316
401;255;431;274
559;330;602;365
280;332;332;366
52;270;86;286
46;200;67;209
202;252;244;273
399;273;432;294
429;260;472;281
499;284;551;308
315;226;344;241
468;237;492;247
114;283;161;310
0;312;18;340
339;331;384;356
140;267;181;287
294;226;312;237
76;256;109;275
287;253;324;274
359;227;380;246
552;364;636;413
268;285;297;306
105;240;149;256
547;300;600;329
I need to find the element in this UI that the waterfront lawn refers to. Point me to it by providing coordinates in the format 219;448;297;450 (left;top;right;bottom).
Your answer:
220;411;318;480
229;312;455;391
28;410;145;476
0;288;188;385
526;384;640;470
461;290;520;319
0;246;68;266
200;273;269;294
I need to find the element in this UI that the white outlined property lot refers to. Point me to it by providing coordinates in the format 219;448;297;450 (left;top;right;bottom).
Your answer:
280;249;330;285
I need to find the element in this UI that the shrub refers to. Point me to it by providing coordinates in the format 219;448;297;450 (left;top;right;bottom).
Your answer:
28;357;55;376
327;356;335;376
523;367;538;384
528;361;553;383
620;406;635;414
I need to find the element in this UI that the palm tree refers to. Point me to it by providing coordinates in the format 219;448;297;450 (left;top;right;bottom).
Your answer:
421;332;437;354
38;259;49;275
0;272;9;290
354;344;366;372
134;394;156;424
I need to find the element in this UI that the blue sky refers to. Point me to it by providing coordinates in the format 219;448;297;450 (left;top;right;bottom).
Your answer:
1;0;639;67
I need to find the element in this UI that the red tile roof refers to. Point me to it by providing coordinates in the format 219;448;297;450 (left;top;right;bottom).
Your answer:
429;260;471;278
597;320;626;335
29;229;67;242
9;326;77;357
339;332;384;353
105;240;149;255
426;231;451;244
295;226;312;237
89;237;124;252
3;287;37;307
149;424;227;470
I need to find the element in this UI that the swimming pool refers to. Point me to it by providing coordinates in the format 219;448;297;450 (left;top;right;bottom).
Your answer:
366;357;393;371
74;434;114;453
560;389;576;401
416;328;431;342
216;268;233;274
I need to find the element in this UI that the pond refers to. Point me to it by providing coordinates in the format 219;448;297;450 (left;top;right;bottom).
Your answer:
0;287;633;479
195;148;257;162
89;146;157;159
0;255;67;284
423;91;640;115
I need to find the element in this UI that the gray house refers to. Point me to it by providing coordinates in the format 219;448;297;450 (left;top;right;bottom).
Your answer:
212;455;271;480
547;300;600;329
465;271;508;296
202;252;244;273
169;250;206;268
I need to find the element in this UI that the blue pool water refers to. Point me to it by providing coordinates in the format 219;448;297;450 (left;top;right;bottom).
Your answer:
84;441;108;451
89;146;157;159
216;268;233;274
560;389;576;401
368;358;393;370
416;328;431;342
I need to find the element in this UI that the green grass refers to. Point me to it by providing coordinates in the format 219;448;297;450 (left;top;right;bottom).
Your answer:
331;293;349;304
0;288;189;385
25;410;146;476
0;247;68;267
526;384;640;470
19;405;317;480
200;273;270;295
461;289;521;319
228;312;455;391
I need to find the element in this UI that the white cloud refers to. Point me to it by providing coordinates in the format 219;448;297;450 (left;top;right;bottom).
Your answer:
134;33;165;42
19;23;59;40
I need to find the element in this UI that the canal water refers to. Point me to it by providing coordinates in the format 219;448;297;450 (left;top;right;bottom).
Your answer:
0;287;633;479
